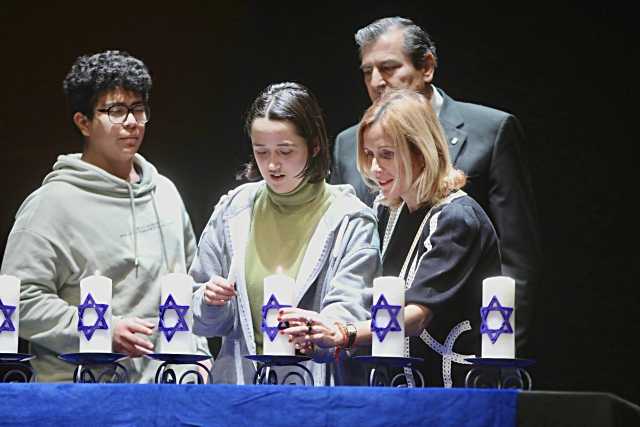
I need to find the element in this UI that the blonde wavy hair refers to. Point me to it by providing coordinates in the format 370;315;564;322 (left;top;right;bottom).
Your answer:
356;89;466;208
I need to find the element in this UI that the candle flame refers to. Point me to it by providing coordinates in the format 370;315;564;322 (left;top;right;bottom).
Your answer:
94;270;101;277
275;266;283;274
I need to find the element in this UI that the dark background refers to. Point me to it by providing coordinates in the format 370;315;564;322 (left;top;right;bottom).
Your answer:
1;2;637;403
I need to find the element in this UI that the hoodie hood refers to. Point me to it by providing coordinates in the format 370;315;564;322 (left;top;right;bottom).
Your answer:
43;153;157;198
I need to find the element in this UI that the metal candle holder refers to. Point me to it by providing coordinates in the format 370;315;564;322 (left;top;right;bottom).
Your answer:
353;355;424;387
0;353;36;383
146;353;213;384
245;355;314;386
58;352;128;383
464;358;535;390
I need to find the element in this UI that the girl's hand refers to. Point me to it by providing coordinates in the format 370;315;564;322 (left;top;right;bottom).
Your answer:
203;276;236;305
278;307;344;350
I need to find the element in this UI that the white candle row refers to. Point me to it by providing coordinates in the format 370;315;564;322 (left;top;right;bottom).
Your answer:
79;272;196;354
0;272;197;355
2;269;297;356
3;271;515;358
367;275;516;359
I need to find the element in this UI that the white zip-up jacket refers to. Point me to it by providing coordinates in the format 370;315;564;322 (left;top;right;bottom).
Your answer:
190;181;381;385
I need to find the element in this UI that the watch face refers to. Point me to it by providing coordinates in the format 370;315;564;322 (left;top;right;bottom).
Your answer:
346;324;357;348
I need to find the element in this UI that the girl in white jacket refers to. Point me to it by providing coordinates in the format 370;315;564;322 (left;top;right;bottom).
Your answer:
190;82;381;385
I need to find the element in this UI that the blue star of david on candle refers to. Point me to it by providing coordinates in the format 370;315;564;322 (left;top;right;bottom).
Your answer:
261;294;291;342
0;298;17;334
371;294;402;342
480;295;514;344
77;293;109;340
159;294;190;342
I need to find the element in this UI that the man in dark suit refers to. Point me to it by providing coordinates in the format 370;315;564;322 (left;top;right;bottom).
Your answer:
331;17;540;356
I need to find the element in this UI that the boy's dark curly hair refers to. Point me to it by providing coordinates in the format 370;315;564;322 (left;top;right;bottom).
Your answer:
63;50;152;120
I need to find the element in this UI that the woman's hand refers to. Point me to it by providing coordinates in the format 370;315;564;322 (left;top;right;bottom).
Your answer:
203;275;236;306
278;307;344;350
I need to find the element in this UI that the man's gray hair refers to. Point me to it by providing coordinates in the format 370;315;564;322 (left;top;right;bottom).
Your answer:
354;17;438;68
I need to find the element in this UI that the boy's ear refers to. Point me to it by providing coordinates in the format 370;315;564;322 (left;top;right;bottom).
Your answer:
73;112;91;137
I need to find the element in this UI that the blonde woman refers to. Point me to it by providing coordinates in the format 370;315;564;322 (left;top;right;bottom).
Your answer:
281;89;501;387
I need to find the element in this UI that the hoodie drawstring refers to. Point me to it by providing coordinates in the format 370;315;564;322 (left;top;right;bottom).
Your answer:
151;190;171;273
126;183;140;278
126;184;171;276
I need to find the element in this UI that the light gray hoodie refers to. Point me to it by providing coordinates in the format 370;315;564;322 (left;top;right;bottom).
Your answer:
1;153;210;382
190;181;381;385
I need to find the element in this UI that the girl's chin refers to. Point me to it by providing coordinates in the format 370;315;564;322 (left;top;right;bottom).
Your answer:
268;178;303;194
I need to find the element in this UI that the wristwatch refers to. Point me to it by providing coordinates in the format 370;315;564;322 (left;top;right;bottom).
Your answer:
345;323;357;349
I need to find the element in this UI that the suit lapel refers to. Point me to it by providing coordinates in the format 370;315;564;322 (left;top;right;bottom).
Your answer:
437;88;468;165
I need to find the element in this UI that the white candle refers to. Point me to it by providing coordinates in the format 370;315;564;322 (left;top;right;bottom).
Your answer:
371;276;405;357
481;276;516;358
262;273;294;356
0;275;20;353
79;273;112;353
158;273;195;354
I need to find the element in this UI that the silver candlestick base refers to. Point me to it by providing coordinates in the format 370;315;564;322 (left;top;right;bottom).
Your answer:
464;358;535;390
245;355;314;385
0;353;37;383
353;355;425;387
146;353;213;384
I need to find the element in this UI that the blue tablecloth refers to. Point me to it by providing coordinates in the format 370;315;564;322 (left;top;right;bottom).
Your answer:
0;384;516;426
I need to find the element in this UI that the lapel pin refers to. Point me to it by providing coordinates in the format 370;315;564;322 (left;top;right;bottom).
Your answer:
450;137;459;145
